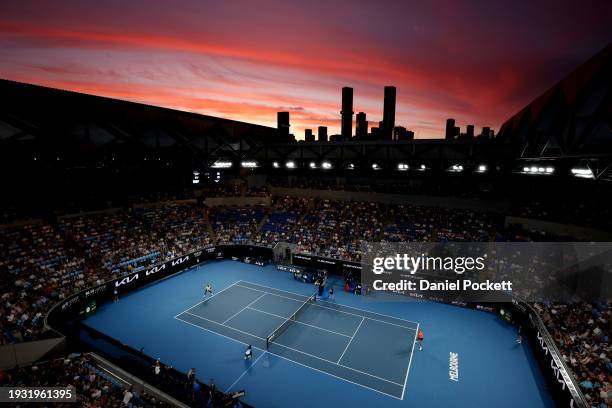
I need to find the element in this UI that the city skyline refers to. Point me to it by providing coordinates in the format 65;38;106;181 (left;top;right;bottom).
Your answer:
1;0;611;139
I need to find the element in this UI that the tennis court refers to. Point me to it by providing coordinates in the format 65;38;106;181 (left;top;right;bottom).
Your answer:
175;280;419;399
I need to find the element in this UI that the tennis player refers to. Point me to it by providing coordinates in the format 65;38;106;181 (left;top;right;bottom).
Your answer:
244;345;253;360
204;283;213;298
417;329;424;351
516;325;523;344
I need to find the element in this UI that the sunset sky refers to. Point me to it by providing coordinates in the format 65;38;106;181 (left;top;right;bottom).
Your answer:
1;0;611;139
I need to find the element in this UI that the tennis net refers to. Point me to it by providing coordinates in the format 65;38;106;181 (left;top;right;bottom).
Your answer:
266;294;316;349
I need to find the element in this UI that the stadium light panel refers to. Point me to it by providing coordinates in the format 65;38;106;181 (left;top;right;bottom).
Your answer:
571;167;594;179
448;164;464;172
397;163;409;171
321;161;332;169
192;171;200;184
273;161;280;168
346;163;355;170
211;160;232;169
286;161;296;169
372;163;380;170
476;164;487;173
521;165;554;175
309;161;317;169
241;160;259;168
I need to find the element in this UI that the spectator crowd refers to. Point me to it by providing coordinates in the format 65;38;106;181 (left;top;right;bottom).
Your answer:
537;303;611;407
0;353;169;407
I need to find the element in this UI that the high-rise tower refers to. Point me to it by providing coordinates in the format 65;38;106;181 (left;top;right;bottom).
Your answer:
277;112;290;136
341;87;353;140
382;86;396;139
356;112;368;139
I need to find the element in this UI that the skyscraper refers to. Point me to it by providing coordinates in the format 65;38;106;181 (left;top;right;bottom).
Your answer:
277;112;290;136
382;86;396;139
305;129;314;142
341;87;353;140
466;124;475;139
318;126;328;142
481;126;491;138
445;118;456;139
356;112;368;139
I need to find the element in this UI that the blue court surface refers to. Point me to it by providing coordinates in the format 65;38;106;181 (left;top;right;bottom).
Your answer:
83;260;555;408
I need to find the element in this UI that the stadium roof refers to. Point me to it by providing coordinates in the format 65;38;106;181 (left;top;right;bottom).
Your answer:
0;79;289;164
497;43;612;160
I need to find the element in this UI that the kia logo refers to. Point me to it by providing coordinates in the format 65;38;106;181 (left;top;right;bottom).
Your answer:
145;264;166;276
172;256;189;266
115;274;139;287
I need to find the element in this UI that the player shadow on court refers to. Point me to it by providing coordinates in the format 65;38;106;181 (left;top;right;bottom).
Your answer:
394;345;416;357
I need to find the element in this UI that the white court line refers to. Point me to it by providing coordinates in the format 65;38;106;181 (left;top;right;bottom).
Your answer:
178;280;241;316
182;311;267;340
181;310;402;387
247;306;352;338
235;284;305;303
238;280;419;325
400;322;419;400
239;280;419;329
272;342;403;386
222;293;267;325
174;314;402;400
236;283;415;331
225;351;267;393
337;317;364;364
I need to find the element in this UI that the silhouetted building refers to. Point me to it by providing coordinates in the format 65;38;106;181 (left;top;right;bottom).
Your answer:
393;126;406;141
330;134;343;142
466;124;474;139
356;112;368;139
341;87;353;140
481;126;491;138
277;112;290;136
393;127;414;141
445;118;456;139
393;127;415;141
370;127;380;139
445;119;460;140
382;86;396;139
305;128;314;142
377;121;385;139
318;126;328;142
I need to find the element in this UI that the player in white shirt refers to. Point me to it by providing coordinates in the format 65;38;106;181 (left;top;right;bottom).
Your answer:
244;345;253;360
204;283;213;298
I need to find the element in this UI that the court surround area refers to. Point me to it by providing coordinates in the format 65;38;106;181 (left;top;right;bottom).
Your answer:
82;260;555;408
